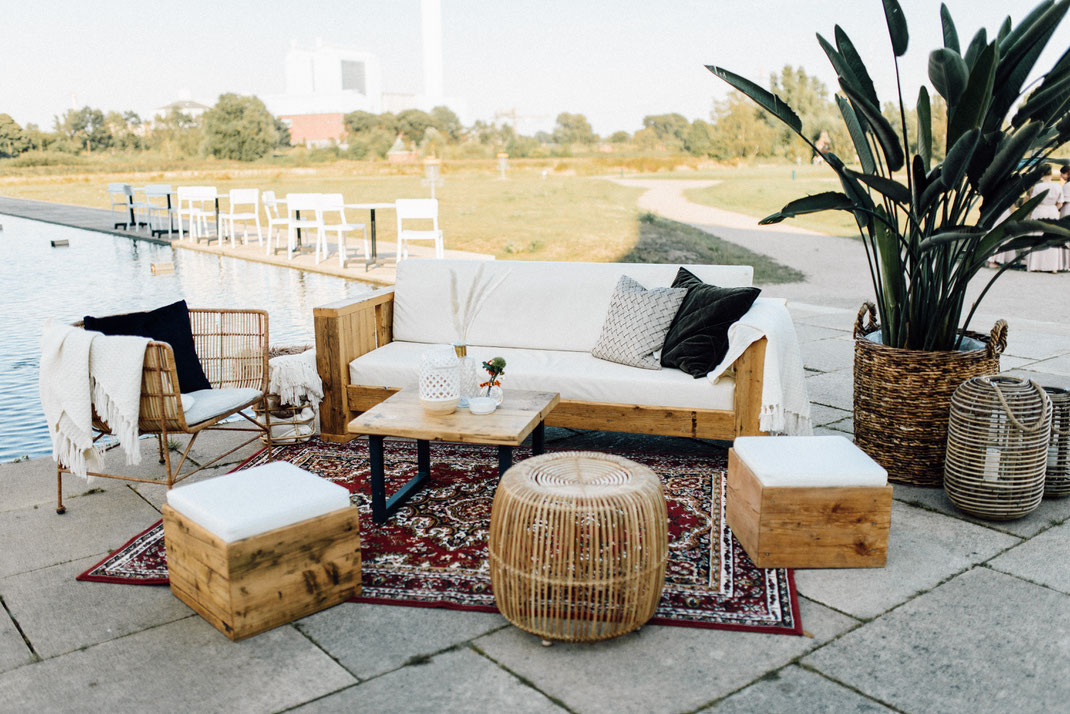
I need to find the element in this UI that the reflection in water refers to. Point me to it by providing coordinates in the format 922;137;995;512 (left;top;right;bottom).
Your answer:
0;215;375;462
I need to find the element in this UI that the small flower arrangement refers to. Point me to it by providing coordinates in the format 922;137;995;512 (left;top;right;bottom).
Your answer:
480;357;506;396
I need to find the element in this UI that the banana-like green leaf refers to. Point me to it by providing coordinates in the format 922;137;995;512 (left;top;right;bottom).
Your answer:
917;86;932;170
848;169;911;204
759;192;856;224
966;131;999;190
989;0;1069;130
1012;58;1070;127
979;167;1046;224
963;29;987;70
929;48;969;103
827;153;876;230
917;228;982;251
997;17;1012;44
706;65;803;134
1002;0;1056;50
947;43;997;148
838;80;905;172
836;95;876;174
882;0;909;57
873;206;903;345
940;3;960;52
835;26;880;108
942;128;979;189
918;172;946;213
978;121;1044;196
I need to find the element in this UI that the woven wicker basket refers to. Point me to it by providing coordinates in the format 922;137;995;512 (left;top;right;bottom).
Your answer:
944;376;1051;520
252;395;316;445
1044;387;1070;498
853;302;1007;487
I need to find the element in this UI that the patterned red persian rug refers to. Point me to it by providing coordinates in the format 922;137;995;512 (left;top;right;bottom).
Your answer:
78;439;802;635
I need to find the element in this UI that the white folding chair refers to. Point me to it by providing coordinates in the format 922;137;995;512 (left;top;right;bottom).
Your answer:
144;184;174;236
131;186;154;231
220;188;262;247
395;198;444;261
285;193;324;261
108;183;134;229
263;191;292;256
317;193;368;267
181;186;217;243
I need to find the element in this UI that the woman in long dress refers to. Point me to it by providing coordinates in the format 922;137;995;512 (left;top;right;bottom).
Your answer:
1026;165;1064;272
1061;165;1070;269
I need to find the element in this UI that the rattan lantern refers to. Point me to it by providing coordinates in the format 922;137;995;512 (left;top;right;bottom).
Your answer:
418;347;460;414
488;452;668;643
1043;387;1070;498
944;375;1052;520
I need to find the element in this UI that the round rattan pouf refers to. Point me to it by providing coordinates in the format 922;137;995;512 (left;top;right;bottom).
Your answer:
488;451;668;643
944;375;1052;520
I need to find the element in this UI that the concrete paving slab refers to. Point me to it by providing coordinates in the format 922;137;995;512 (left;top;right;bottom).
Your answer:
809;404;851;428
1026;354;1070;377
0;612;32;675
800;337;854;374
0;456;104;513
803;371;853;411
296;602;508;680
0;486;160;578
0;555;190;658
0;617;355;712
987;520;1070;595
703;664;893;713
789;311;857;332
893;482;1070;538
801;568;1070;713
1008;367;1070;390
292;647;565;714
1001;330;1070;361
794;501;1020;620
998;355;1041;371
472;597;858;714
793;324;847;344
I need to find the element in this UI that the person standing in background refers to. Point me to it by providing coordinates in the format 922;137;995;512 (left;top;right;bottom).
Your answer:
1026;164;1065;272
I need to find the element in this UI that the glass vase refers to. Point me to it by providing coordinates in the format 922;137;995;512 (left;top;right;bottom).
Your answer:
453;343;480;408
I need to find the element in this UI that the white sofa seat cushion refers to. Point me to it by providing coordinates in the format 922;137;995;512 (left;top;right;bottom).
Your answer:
166;462;352;543
392;260;753;352
183;387;262;425
350;341;736;411
733;435;887;488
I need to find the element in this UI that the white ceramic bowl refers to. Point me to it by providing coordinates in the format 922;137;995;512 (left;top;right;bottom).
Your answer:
420;396;459;415
468;397;497;415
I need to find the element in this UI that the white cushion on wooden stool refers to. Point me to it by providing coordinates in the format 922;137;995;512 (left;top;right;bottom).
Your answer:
166;462;351;543
732;435;887;488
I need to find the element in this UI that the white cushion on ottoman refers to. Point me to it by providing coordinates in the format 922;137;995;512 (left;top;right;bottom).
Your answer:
732;435;887;488
166;462;352;543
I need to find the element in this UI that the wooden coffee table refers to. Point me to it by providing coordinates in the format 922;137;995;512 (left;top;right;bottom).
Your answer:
348;388;560;523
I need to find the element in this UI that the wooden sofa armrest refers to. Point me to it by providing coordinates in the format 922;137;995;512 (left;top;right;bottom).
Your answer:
314;289;395;440
732;337;767;437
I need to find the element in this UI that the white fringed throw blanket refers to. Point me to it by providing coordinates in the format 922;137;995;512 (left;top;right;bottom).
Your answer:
39;322;149;479
268;348;323;406
706;298;813;436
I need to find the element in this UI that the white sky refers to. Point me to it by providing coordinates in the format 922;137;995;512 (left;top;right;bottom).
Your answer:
1;0;1066;136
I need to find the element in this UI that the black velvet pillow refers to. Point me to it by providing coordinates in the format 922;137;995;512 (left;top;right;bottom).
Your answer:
84;300;212;393
660;267;761;378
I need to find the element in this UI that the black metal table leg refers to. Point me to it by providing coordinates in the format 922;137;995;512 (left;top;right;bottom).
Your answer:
369;437;432;524
365;208;379;271
498;445;514;477
532;421;545;455
369;435;387;524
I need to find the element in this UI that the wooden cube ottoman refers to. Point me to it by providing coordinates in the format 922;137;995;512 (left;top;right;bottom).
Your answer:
727;436;892;568
162;462;361;640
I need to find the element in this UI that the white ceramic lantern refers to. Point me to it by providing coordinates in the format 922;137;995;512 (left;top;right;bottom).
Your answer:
419;347;460;414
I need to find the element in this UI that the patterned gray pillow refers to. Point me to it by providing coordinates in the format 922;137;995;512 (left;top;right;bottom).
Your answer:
591;275;687;369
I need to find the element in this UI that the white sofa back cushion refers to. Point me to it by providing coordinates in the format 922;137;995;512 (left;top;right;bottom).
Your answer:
392;260;754;352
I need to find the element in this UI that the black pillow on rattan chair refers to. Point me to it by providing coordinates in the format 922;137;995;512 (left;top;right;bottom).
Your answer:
660;267;761;378
84;300;212;393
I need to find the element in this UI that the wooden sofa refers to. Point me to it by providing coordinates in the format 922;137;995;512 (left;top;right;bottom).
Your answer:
314;260;768;443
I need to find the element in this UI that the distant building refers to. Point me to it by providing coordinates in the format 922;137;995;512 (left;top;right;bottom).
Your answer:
152;99;210;122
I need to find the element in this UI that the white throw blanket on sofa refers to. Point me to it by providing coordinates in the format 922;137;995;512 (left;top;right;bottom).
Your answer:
39;321;149;479
706;298;813;436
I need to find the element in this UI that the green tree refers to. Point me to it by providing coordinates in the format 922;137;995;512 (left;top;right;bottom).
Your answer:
0;114;30;157
709;90;776;159
684;119;715;157
552;112;595;145
274;117;291;148
608;130;630;143
202;93;277;161
430;105;462;141
55;106;112;153
147;108;202;158
343;110;379;135
642;113;690;147
768;66;839;160
105;110;142;151
396;109;434;143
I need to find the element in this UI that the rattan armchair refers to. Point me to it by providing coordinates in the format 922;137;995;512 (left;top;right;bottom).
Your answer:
57;308;271;513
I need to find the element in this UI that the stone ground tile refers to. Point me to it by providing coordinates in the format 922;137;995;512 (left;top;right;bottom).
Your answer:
803;371;853;411
794;324;846;344
0;486;160;578
802;568;1070;714
824;417;853;434
1026;354;1070;377
296;602;508;680
1000;330;1070;361
800;337;854;374
0;456;100;513
987;520;1070;595
293;647;565;714
998;355;1040;371
794;501;1020;620
809;404;851;428
1007;367;1070;390
0;611;32;675
788;310;856;332
0;555;191;658
0;617;355;712
702;665;894;713
813;426;851;438
472;597;858;714
893;483;1070;539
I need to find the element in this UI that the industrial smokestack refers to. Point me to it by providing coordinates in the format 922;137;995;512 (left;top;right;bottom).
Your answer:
421;0;443;100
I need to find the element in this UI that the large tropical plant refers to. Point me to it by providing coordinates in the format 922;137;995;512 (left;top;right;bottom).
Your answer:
708;0;1070;351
